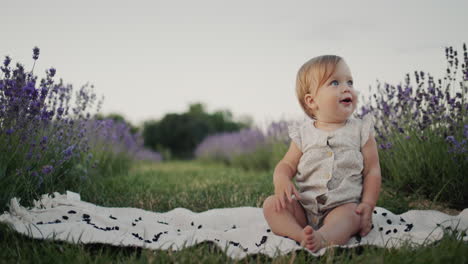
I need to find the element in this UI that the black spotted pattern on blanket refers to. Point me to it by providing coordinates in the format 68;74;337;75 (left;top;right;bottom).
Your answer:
33;209;284;252
32;208;265;252
31;206;418;250
347;207;415;245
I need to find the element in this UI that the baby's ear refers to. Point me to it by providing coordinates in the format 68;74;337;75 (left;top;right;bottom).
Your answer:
304;94;317;110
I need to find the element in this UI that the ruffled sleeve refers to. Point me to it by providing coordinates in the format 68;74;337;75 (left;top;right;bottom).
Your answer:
360;113;375;148
287;121;302;151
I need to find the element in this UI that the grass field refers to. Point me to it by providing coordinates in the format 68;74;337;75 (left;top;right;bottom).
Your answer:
1;161;467;263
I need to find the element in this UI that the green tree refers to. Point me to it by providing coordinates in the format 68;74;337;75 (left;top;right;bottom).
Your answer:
142;103;250;160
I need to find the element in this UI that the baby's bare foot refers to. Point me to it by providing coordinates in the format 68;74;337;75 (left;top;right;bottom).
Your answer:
300;226;327;252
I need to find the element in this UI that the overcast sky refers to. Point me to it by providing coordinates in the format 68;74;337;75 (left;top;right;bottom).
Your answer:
2;0;467;130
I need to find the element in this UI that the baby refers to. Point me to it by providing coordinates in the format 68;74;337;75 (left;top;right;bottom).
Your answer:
262;55;382;252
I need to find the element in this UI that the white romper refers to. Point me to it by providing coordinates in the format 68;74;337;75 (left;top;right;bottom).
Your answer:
287;113;375;229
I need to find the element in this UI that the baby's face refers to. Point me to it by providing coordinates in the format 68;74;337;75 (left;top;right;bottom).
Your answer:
306;60;358;122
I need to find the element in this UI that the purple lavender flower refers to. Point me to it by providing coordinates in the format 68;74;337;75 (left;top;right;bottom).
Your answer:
447;139;467;154
378;142;393;150
40;136;48;145
445;136;456;144
48;68;56;77
57;107;64;116
63;145;75;157
22;82;35;95
40;87;48;98
32;47;40;60
42;165;53;174
359;106;372;116
3;56;11;67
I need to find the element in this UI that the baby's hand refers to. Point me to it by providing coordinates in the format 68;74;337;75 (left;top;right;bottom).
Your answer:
273;175;301;212
355;202;373;237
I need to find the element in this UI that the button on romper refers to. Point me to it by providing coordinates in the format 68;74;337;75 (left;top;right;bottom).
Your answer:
287;113;375;230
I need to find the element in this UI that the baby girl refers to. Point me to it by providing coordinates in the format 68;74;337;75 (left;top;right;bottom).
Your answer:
262;55;382;252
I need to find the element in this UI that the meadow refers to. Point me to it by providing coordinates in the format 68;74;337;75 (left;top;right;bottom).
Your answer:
1;161;467;263
0;44;467;263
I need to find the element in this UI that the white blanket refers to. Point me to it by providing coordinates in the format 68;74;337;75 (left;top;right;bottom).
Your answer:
0;191;467;260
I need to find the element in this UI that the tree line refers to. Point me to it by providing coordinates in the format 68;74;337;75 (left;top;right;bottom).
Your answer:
98;103;252;160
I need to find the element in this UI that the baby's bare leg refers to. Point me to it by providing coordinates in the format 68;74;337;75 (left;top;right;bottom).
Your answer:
317;202;361;246
262;195;308;242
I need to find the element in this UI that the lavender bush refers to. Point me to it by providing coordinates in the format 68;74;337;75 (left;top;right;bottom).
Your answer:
195;128;265;161
355;43;467;208
85;118;162;175
0;47;161;210
0;48;100;208
194;122;289;171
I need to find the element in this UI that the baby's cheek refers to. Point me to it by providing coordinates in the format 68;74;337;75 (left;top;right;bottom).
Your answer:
354;97;359;106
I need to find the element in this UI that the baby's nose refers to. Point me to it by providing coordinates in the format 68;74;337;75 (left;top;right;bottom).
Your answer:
342;85;351;92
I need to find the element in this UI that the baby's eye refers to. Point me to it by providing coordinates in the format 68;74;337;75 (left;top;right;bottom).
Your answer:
330;80;353;86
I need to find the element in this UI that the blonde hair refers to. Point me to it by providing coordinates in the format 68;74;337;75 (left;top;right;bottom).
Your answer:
295;55;343;119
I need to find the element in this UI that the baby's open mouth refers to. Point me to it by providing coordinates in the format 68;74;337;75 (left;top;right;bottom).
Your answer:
340;98;352;103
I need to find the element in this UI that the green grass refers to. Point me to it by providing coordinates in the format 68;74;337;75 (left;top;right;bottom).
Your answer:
377;126;468;210
1;161;467;263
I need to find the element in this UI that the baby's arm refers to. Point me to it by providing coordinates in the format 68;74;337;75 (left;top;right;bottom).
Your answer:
356;132;381;236
360;132;382;207
273;141;303;210
274;141;302;181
